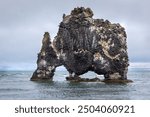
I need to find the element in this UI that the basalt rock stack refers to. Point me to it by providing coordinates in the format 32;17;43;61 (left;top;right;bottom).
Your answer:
31;7;130;83
31;32;60;80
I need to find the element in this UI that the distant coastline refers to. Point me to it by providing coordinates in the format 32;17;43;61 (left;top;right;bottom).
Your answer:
0;62;150;72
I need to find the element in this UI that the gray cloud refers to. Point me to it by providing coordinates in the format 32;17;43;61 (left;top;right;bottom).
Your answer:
0;0;150;70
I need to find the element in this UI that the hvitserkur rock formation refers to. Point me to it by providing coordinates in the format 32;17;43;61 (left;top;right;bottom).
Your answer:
31;7;131;83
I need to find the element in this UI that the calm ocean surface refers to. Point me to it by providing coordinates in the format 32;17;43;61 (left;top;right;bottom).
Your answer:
0;65;150;100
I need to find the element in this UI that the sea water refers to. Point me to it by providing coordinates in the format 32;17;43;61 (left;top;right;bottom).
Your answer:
0;64;150;100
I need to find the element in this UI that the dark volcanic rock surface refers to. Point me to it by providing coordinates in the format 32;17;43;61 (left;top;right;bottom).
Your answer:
31;7;129;82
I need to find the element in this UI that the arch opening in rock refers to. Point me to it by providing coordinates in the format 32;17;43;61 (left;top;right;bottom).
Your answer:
53;65;68;81
65;71;104;82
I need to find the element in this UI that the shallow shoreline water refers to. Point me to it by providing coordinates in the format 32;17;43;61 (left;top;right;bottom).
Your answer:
0;68;150;100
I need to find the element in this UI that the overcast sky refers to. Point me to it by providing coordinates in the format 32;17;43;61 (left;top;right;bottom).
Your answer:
0;0;150;70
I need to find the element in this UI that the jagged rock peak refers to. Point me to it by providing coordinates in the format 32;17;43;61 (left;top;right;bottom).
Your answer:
70;7;93;18
42;32;51;44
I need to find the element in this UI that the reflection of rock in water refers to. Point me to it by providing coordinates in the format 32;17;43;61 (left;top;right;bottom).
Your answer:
31;7;131;83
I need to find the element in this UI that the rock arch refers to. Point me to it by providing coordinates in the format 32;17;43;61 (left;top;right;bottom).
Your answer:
31;7;131;83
